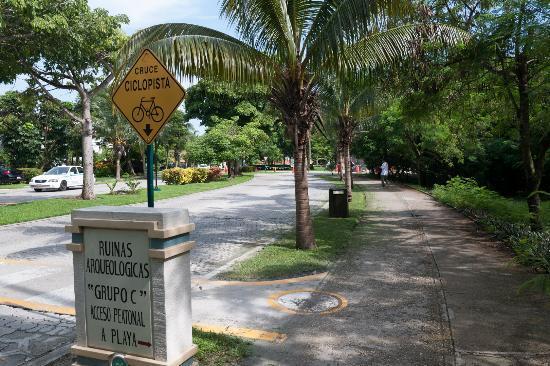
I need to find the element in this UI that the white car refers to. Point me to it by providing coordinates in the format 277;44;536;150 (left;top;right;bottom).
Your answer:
30;166;87;192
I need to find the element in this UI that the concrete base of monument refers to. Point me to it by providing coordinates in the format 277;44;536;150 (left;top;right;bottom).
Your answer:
71;344;197;366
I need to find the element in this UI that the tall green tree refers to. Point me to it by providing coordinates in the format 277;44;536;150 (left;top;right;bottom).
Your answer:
0;92;76;169
94;92;134;180
321;77;376;200
117;1;467;249
0;0;128;198
159;110;194;167
185;79;271;128
474;0;549;229
35;100;73;169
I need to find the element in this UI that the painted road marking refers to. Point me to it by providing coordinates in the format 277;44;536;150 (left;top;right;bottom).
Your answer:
0;257;69;267
194;272;327;287
0;258;39;266
193;323;287;343
0;297;288;343
0;297;76;315
268;288;348;315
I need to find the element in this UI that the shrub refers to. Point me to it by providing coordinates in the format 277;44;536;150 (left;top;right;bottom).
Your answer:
207;166;223;181
162;168;185;185
123;174;141;194
94;161;114;177
18;168;43;182
241;166;256;173
162;167;209;184
190;168;208;183
432;177;529;224
106;180;118;195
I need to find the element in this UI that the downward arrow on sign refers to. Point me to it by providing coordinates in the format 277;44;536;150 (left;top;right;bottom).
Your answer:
144;124;153;136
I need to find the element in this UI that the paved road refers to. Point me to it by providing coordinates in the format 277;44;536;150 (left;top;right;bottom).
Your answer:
0;173;332;366
0;179;160;204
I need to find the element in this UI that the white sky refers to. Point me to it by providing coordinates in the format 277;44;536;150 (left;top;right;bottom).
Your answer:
0;0;235;134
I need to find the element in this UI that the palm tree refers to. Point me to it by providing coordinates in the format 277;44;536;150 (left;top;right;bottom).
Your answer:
116;1;468;249
94;92;132;180
320;76;377;200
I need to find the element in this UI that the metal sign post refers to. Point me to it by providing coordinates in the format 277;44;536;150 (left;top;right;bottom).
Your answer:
147;144;154;207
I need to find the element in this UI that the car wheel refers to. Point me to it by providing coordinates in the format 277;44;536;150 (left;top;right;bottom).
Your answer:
34;189;42;192
59;181;68;191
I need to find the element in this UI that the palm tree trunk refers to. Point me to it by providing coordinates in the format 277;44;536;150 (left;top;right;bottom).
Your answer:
115;155;121;180
114;144;122;180
335;145;342;180
343;142;352;201
294;138;316;249
127;159;135;175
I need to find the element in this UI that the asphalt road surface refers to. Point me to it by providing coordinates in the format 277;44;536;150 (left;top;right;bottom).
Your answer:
0;173;332;309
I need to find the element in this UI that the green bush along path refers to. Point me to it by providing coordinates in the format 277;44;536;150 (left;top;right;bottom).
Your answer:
0;175;251;226
223;177;366;280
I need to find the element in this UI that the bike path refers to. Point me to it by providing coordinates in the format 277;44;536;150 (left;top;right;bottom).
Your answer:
244;179;550;365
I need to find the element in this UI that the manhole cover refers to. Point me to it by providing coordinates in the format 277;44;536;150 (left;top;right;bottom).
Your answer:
270;290;347;314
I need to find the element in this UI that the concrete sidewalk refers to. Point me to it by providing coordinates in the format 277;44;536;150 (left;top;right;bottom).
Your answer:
245;179;550;365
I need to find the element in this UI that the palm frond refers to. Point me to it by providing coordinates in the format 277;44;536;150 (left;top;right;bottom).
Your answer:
303;0;414;68
220;0;297;60
342;23;470;72
114;23;273;86
287;0;325;49
348;84;377;119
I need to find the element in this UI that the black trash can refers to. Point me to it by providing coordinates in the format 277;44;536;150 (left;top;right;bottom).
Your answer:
329;188;349;218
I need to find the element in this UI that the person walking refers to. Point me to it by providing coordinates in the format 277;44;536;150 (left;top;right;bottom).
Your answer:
380;160;389;187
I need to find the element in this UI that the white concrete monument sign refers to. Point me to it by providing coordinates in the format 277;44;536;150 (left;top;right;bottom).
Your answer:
66;206;197;366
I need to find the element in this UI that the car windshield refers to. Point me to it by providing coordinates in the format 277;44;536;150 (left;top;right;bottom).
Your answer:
45;167;70;175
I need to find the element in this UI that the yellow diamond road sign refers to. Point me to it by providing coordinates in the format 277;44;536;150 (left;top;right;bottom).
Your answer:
112;49;186;144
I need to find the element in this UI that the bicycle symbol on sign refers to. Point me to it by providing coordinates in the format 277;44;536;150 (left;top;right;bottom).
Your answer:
132;97;164;123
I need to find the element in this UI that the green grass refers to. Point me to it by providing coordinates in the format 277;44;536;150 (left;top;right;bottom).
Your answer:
193;329;251;366
0;175;252;226
221;182;366;280
0;182;26;190
94;176;122;184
